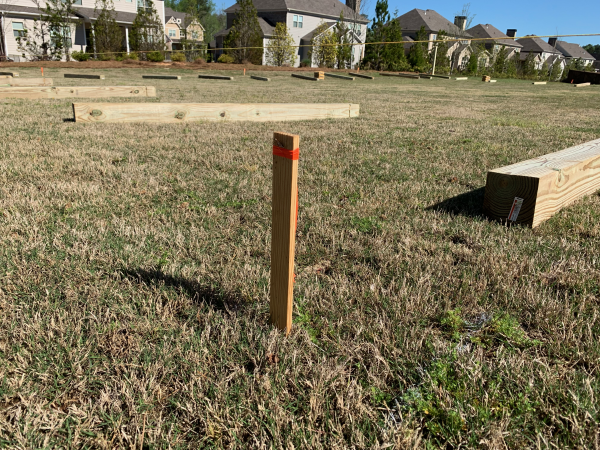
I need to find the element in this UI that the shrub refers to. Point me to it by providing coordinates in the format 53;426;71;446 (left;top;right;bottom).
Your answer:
217;54;234;64
300;59;311;67
171;51;186;62
72;51;90;62
194;57;206;64
147;51;164;62
124;52;139;61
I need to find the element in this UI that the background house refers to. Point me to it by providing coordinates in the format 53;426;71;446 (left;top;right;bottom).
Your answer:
466;24;522;60
213;0;368;67
516;35;563;70
164;7;204;51
551;39;595;67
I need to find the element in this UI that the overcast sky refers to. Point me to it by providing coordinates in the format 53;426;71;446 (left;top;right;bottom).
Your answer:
363;0;600;46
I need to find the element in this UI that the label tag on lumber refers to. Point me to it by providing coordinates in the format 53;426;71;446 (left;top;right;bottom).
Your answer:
508;197;524;222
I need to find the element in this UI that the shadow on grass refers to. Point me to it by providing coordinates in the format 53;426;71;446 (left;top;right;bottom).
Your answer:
426;187;486;219
62;118;75;123
120;268;244;312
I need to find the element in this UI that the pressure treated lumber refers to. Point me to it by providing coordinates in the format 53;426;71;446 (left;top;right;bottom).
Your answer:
483;137;600;227
0;86;156;99
197;74;233;80
314;71;324;80
574;82;591;87
72;102;359;123
324;73;354;81
380;73;419;79
455;77;468;80
64;74;105;79
0;72;18;77
142;75;181;80
349;72;374;79
5;78;53;86
270;131;299;334
532;82;547;85
250;75;270;81
291;73;319;81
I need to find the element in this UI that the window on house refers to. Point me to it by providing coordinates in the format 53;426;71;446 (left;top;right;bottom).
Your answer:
169;28;177;38
293;15;303;28
12;22;25;38
191;31;199;39
52;26;72;48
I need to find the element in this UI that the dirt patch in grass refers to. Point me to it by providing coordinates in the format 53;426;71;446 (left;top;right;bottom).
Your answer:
0;69;599;447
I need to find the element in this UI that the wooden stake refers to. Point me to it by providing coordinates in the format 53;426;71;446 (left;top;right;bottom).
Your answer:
270;132;299;334
244;68;246;76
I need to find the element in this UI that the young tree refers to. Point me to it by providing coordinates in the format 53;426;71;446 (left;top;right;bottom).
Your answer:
130;0;164;60
93;0;123;59
431;30;450;74
17;13;61;61
493;45;507;75
362;0;390;70
521;52;537;78
41;0;80;61
505;55;517;78
334;12;351;69
549;59;563;81
224;0;262;64
310;21;337;68
407;26;428;71
265;22;296;67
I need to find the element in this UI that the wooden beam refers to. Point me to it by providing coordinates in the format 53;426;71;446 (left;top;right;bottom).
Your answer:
64;74;105;79
197;74;233;80
250;75;270;81
348;72;374;79
270;131;299;334
4;78;53;86
292;73;319;81
0;72;18;77
424;74;450;79
314;71;324;80
72;102;360;123
380;73;419;79
0;75;12;78
455;77;468;81
532;82;547;85
483;137;600;227
142;75;181;80
574;82;591;87
0;86;156;99
324;73;354;81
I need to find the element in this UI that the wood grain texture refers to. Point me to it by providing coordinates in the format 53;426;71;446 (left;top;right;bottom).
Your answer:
5;78;53;86
349;72;374;79
0;86;155;99
142;75;181;80
483;137;600;227
380;73;419;79
72;103;359;123
0;75;12;78
197;74;233;80
0;72;18;77
270;132;299;334
64;74;105;79
314;71;324;79
291;74;319;81
324;73;354;81
250;75;270;81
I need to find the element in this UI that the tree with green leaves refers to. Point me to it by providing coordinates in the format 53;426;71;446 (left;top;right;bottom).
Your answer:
582;43;600;59
310;21;337;68
224;0;262;64
493;45;507;75
17;13;62;61
130;0;164;60
549;59;563;81
93;0;123;59
37;0;80;61
431;30;450;74
334;12;352;69
408;25;428;71
505;55;517;78
265;22;296;67
520;52;537;78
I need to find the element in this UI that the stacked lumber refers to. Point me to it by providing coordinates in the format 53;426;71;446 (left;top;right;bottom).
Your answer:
314;71;325;80
483;137;600;227
482;75;491;82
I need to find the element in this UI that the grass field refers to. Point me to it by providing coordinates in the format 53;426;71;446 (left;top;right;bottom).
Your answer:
1;67;600;448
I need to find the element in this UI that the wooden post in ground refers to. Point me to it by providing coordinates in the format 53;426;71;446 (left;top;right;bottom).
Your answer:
270;132;299;334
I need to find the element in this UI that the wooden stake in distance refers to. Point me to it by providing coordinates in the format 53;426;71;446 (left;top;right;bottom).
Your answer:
270;132;299;334
244;68;246;76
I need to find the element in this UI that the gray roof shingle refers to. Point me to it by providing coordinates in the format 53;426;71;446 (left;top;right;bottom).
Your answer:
225;0;368;23
516;35;562;55
466;24;522;48
554;41;595;60
73;6;138;24
214;16;275;38
393;9;472;37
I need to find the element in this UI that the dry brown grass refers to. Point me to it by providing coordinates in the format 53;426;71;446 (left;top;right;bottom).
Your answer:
0;68;599;448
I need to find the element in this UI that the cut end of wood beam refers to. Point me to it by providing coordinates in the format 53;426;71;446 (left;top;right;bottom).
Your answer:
72;103;360;123
142;75;181;80
197;74;233;80
250;75;271;81
64;74;105;79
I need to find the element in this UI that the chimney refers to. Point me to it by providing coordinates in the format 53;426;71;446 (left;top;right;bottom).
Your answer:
454;16;466;31
346;0;361;13
506;29;517;38
548;37;557;47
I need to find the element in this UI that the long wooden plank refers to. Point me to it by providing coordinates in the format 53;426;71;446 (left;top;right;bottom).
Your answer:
292;74;319;81
348;72;374;79
64;74;105;79
72;103;360;123
0;72;18;77
574;82;591;87
324;73;354;81
250;75;270;81
0;86;156;99
142;75;181;80
380;73;419;79
455;77;468;81
270;132;299;334
0;75;12;79
532;82;547;85
4;78;53;86
483;137;600;227
423;74;450;79
197;74;233;80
